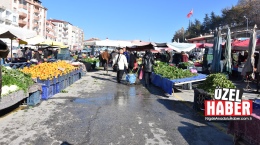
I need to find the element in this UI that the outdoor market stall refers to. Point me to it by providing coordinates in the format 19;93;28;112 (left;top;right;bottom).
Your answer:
0;24;37;61
151;61;207;95
219;26;260;145
0;59;83;111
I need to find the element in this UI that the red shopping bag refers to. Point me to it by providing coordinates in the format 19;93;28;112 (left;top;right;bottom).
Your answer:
139;69;143;80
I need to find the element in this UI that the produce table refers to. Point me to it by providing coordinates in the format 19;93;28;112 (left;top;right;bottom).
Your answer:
3;62;32;69
151;73;207;95
0;90;28;110
228;109;260;145
0;83;42;110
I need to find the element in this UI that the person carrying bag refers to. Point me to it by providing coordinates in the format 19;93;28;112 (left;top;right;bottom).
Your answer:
113;54;120;72
112;48;128;83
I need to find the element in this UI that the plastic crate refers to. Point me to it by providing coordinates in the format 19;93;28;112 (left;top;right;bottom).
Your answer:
58;75;62;82
27;91;41;106
52;84;57;95
59;80;64;91
37;78;51;86
63;79;68;88
53;78;57;84
55;82;60;94
74;73;78;82
69;76;73;85
41;85;54;100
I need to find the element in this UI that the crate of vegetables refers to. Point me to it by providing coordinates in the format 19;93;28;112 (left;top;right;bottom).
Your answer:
21;61;79;86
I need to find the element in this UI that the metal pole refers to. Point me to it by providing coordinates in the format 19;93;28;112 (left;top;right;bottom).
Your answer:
247;18;248;30
183;28;184;42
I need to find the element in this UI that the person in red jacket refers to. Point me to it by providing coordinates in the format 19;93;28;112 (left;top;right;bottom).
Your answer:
181;51;189;62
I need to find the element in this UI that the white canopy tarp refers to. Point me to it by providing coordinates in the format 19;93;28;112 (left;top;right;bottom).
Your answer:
0;24;37;39
24;35;45;45
167;42;196;52
85;39;133;47
84;40;98;46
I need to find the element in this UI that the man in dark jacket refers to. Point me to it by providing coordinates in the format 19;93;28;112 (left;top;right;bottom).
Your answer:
33;50;42;62
142;49;155;88
129;51;136;72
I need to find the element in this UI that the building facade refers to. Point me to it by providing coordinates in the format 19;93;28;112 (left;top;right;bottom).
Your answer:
48;19;84;50
45;20;56;41
0;0;47;37
0;0;19;27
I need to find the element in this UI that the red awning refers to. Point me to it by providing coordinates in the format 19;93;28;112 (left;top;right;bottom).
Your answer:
232;39;260;50
196;42;226;48
195;43;213;48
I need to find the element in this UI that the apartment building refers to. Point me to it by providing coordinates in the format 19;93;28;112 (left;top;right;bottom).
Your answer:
0;0;19;26
48;19;84;50
45;20;56;41
0;0;47;36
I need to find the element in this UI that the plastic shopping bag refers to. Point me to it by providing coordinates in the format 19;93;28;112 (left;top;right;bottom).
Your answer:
139;69;143;80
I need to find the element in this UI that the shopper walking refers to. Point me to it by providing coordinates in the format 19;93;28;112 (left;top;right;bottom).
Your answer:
142;49;155;88
112;48;128;83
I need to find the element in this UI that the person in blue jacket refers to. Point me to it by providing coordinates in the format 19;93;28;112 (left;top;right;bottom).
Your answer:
122;47;130;73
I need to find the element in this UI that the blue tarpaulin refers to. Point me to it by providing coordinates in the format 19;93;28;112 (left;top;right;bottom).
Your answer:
151;73;207;95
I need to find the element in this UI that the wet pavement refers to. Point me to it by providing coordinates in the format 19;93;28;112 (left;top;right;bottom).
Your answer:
0;69;233;145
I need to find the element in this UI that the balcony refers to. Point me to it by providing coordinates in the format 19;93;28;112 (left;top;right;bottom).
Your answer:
63;26;68;30
34;8;40;14
46;27;55;33
34;16;39;21
34;1;41;8
63;31;68;35
19;12;27;18
19;20;26;26
19;4;27;10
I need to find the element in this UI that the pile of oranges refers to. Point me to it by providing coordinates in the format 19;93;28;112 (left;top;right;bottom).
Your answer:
21;61;78;80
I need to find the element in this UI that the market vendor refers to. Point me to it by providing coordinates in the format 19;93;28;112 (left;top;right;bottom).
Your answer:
181;51;189;62
33;50;42;63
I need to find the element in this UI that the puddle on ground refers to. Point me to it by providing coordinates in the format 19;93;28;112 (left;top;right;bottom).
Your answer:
70;87;155;106
71;93;114;105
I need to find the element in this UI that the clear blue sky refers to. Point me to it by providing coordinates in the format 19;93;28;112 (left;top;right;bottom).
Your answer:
43;0;238;42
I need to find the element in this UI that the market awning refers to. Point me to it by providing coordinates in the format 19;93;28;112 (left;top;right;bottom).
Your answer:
0;24;36;39
127;40;154;51
166;42;196;52
154;47;174;52
232;38;260;50
39;40;64;46
19;35;45;45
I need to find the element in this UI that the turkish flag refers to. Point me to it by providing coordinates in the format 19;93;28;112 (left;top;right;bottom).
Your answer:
187;9;193;18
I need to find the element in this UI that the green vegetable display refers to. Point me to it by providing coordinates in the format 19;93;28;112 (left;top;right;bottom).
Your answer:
178;62;192;69
154;62;197;79
197;73;236;96
2;66;34;93
82;58;100;63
